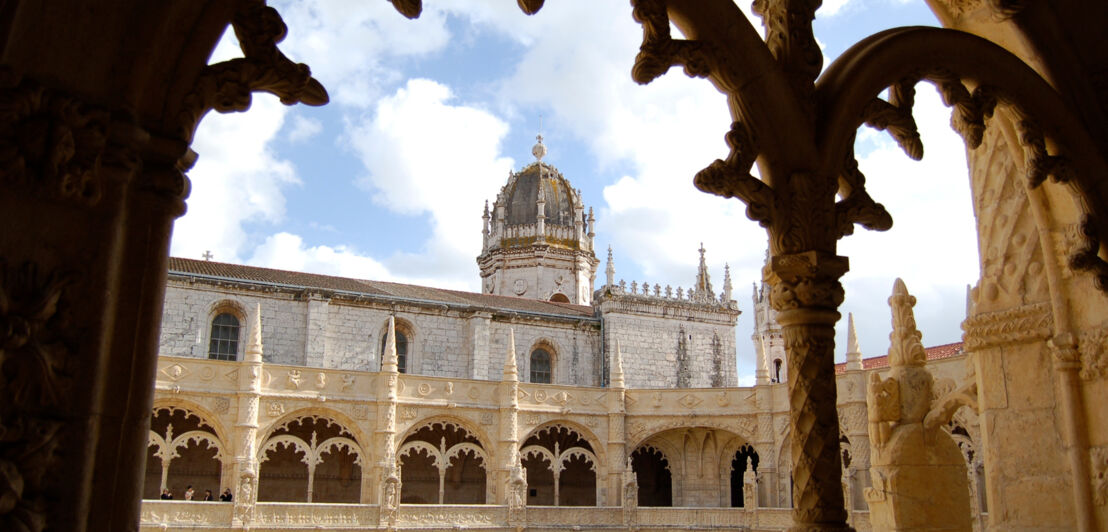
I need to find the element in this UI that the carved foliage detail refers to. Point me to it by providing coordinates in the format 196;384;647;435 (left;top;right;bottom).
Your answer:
179;0;329;142
0;70;112;205
1078;327;1108;380
0;260;74;532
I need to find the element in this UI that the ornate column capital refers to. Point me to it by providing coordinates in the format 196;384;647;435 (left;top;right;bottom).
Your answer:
765;250;848;316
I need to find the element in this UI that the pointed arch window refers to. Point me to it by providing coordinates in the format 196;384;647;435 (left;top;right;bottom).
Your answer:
381;330;408;373
208;313;240;361
530;348;551;383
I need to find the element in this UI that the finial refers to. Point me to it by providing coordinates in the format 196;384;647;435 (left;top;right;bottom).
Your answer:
382;315;398;373
246;303;263;362
483;199;490;217
606;246;615;287
695;244;713;300
611;339;626;388
888;279;926;367
846;312;862;371
723;263;733;301
202;250;214;261
503;328;519;382
532;134;547;161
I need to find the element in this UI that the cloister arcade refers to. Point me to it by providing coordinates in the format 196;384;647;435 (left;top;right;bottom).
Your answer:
397;420;489;504
520;423;602;506
144;406;226;500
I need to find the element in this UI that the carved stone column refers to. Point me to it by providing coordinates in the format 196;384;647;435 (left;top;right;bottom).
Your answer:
607;340;628;506
765;250;851;532
232;306;264;526
375;316;400;516
498;329;521;506
0;70;189;531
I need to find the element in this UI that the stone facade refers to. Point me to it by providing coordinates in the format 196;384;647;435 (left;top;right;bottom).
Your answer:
143;149;986;530
5;2;1107;531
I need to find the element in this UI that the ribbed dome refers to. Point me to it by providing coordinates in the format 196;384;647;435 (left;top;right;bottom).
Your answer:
502;162;578;227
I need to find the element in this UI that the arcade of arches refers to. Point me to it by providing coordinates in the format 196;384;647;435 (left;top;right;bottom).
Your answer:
3;1;1108;531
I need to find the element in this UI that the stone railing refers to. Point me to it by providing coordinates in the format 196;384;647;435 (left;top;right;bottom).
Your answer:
601;280;735;308
139;501;861;530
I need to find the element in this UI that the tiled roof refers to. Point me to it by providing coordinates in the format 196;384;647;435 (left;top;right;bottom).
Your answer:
834;342;965;374
167;257;596;319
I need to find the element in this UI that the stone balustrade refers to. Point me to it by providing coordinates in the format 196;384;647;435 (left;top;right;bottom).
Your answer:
138;501;871;530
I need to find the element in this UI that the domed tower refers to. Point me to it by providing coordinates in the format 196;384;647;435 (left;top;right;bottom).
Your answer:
478;135;599;304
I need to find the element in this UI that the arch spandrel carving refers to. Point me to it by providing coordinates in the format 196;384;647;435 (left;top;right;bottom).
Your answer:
258;408;369;452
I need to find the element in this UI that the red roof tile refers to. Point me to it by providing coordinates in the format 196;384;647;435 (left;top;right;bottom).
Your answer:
167;257;596;319
834;342;964;374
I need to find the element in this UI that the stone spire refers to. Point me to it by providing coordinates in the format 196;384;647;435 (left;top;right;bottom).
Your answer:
888;278;927;368
605;246;615;287
694;243;714;300
610;339;626;389
723;263;733;302
503;328;519;382
846;312;863;371
587;207;595;239
382;315;399;374
245;303;263;363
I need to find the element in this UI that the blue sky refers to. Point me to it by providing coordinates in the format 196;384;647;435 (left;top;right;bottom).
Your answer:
172;0;980;384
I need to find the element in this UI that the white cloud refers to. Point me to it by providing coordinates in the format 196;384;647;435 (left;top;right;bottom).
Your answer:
287;115;323;143
820;0;855;17
272;0;454;107
345;78;515;288
170;93;297;263
836;84;979;358
248;232;392;280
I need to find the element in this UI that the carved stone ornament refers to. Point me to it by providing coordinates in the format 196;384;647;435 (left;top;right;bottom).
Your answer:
0;68;144;206
177;0;328;144
0;260;74;532
1078;327;1108;380
962;302;1053;351
1092;446;1108;506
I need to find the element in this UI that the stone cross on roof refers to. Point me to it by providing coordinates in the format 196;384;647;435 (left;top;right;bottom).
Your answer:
202;250;213;261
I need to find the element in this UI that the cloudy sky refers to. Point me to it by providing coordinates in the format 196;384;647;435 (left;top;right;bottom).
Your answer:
173;0;980;384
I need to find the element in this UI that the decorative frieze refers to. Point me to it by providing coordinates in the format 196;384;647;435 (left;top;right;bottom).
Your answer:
962;302;1053;351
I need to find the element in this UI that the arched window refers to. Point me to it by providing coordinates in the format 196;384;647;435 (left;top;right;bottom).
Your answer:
208;313;240;361
773;358;783;383
530;348;551;383
549;293;570;303
381;329;408;373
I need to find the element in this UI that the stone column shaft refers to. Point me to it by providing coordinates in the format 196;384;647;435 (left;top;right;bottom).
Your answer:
766;251;851;532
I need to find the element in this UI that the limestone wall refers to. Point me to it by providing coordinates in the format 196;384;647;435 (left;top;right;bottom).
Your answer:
598;294;739;388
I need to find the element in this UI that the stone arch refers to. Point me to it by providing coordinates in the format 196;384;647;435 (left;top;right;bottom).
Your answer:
145;404;228;500
630;443;674;507
397;417;490;504
520;422;603;506
527;337;559;384
718;435;761;508
378;315;418;373
627;418;757;451
260;406;371;452
257;413;364;503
